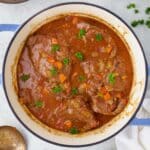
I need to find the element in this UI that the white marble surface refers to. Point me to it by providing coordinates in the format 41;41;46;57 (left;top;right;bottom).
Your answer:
0;0;150;149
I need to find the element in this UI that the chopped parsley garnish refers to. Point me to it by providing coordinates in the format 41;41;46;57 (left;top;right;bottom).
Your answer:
78;75;86;82
77;29;86;39
131;19;144;27
95;33;103;41
75;52;84;61
71;87;79;95
50;67;58;76
20;74;30;82
108;73;116;85
51;44;60;52
134;9;139;14
145;7;150;15
146;20;150;28
52;85;63;94
127;3;136;9
63;58;70;65
35;100;44;108
69;127;79;134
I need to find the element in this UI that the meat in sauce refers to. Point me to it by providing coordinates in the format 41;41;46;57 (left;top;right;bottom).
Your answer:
17;15;133;134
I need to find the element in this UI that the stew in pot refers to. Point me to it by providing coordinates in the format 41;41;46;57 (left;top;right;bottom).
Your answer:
17;15;133;134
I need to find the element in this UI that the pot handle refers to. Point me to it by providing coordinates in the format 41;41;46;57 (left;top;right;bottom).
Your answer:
0;23;150;126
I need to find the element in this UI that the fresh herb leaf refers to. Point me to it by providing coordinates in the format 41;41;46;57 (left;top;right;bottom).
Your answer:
71;87;79;95
108;73;116;84
77;29;86;39
127;3;136;9
131;19;144;27
52;85;63;94
131;21;138;27
138;19;145;24
69;127;79;134
134;9;139;14
95;33;103;41
51;44;60;52
63;58;70;65
20;74;30;82
146;20;150;28
145;7;150;15
78;75;86;82
50;67;58;76
35;100;44;108
75;52;84;61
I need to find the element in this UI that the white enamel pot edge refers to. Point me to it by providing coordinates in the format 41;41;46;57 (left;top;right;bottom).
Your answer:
2;2;148;147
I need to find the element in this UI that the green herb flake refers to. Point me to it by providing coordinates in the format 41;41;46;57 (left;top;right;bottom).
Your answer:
78;75;86;82
75;52;84;61
77;29;86;39
145;7;150;15
127;3;136;9
69;127;79;134
131;20;138;27
52;85;63;94
50;67;58;76
95;33;103;41
108;73;116;85
71;87;79;95
131;19;144;27
139;19;145;25
63;58;70;65
146;20;150;28
134;9;139;14
20;74;30;82
51;44;60;52
35;100;44;108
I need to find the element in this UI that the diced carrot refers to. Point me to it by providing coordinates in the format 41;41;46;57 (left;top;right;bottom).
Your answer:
63;82;71;94
106;45;112;53
98;74;103;80
72;72;78;78
41;52;47;58
107;61;112;68
64;120;72;128
81;83;88;89
100;87;107;94
54;61;62;69
115;72;119;76
104;92;111;101
42;88;49;96
51;38;58;44
116;93;122;99
59;73;67;83
47;57;55;63
72;17;78;25
122;75;127;80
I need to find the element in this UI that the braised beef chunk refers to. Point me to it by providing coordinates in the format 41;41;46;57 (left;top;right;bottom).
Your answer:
17;15;133;133
91;95;127;115
49;96;99;132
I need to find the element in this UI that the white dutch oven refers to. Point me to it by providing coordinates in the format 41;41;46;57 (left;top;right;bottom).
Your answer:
2;2;148;147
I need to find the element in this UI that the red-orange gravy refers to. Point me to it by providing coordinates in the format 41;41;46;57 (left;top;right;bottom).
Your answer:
17;15;133;134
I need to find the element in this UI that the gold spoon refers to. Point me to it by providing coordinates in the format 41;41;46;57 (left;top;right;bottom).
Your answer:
0;126;26;150
0;0;28;3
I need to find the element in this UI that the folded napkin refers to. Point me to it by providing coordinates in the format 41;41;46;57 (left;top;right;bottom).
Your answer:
115;98;150;150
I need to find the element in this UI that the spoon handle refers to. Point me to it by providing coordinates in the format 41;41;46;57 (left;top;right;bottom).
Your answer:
0;0;28;3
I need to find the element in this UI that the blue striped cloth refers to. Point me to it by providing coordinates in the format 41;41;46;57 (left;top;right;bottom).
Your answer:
0;24;150;126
